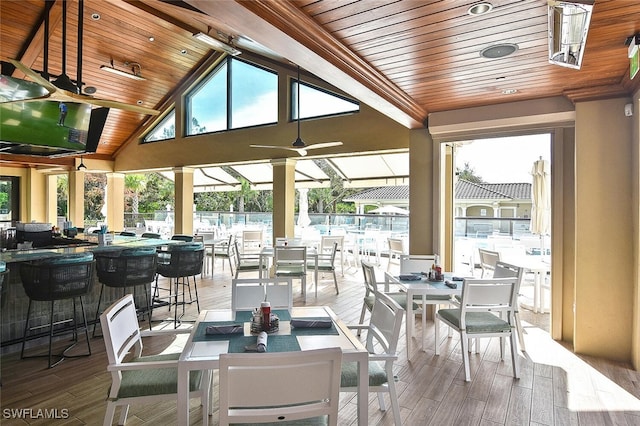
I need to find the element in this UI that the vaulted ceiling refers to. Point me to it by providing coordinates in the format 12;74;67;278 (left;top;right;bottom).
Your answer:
2;0;639;168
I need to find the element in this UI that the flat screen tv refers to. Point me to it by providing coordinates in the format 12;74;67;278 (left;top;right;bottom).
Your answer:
0;74;109;157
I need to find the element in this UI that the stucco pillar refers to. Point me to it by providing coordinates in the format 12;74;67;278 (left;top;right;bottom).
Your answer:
409;129;435;255
105;173;125;233
271;158;297;241
173;167;194;236
68;169;85;228
45;174;58;226
574;98;634;361
23;167;47;223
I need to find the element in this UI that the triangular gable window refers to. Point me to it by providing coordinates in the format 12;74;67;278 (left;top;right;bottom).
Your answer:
292;81;359;120
143;109;175;143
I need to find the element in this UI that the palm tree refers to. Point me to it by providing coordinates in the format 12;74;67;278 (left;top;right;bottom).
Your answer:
125;174;146;214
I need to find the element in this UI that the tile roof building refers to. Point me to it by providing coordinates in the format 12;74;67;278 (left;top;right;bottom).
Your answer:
345;180;532;218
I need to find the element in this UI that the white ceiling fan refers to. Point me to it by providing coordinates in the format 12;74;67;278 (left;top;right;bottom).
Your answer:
250;65;342;157
3;1;159;116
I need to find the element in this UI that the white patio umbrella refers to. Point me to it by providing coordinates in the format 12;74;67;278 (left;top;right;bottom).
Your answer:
369;205;409;215
297;188;311;228
530;158;550;253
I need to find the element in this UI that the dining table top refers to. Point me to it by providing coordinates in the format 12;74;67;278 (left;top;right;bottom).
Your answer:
176;305;370;425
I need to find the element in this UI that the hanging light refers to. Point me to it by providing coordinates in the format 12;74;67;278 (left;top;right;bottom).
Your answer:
77;156;87;171
548;0;594;69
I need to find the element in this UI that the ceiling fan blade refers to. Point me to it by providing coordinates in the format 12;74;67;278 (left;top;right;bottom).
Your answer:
249;144;300;151
303;141;343;150
8;59;57;94
249;144;309;156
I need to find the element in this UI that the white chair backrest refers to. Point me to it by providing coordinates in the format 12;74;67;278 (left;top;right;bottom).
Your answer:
274;237;288;246
399;254;437;274
387;237;404;253
361;261;379;294
321;235;344;252
367;291;405;356
274;246;307;264
231;278;293;313
219;348;342;426
265;278;293;310
460;277;517;315
100;294;142;365
493;261;525;307
478;248;500;271
242;229;263;252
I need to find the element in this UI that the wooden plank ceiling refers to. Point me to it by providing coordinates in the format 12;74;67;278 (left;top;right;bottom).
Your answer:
1;0;639;167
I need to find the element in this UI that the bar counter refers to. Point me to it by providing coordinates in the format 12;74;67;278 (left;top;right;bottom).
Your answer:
0;236;176;354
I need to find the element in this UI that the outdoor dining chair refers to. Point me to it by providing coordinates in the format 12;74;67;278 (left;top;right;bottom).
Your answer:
435;276;520;382
386;237;405;272
218;348;342;426
341;291;404;426
100;294;210;426
231;277;292;314
478;248;501;277
274;246;308;299
309;241;339;296
358;261;416;336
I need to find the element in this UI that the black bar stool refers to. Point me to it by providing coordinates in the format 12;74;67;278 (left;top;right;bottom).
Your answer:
93;247;157;336
153;242;204;327
19;252;95;368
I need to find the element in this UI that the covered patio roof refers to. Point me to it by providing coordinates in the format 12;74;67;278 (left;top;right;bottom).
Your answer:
161;151;408;192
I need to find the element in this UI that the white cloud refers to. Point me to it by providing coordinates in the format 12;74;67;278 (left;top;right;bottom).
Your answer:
455;134;550;183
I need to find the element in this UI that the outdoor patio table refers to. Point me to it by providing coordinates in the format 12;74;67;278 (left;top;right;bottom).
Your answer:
384;271;464;357
177;306;369;425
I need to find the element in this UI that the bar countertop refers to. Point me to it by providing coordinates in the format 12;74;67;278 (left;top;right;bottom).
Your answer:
0;236;175;263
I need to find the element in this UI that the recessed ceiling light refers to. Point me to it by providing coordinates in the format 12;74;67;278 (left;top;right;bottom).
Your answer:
91;13;100;21
502;89;518;95
137;100;143;105
180;49;187;55
468;2;493;16
148;36;155;42
480;43;518;59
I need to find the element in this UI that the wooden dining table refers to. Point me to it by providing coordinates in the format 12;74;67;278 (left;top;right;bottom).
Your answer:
177;306;369;425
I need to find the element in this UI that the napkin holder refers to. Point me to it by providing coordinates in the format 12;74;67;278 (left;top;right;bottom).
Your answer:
98;233;113;246
250;309;279;334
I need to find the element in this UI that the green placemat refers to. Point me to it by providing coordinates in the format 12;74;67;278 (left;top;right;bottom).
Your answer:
229;334;300;353
290;317;339;336
193;323;300;353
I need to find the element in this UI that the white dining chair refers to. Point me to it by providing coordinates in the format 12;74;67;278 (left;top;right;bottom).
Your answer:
341;291;404;426
386;237;405;272
320;235;345;275
274;246;308;299
100;294;211;426
218;348;342;426
231;277;293;314
435;277;520;382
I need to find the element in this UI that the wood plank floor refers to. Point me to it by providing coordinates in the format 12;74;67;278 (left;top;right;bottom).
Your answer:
2;258;639;425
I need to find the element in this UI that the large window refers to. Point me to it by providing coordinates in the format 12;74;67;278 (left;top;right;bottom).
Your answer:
292;80;359;120
187;58;277;136
143;109;176;143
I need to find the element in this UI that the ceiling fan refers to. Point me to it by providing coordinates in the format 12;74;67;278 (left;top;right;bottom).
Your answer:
3;1;159;116
250;65;342;156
